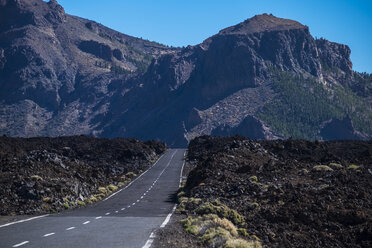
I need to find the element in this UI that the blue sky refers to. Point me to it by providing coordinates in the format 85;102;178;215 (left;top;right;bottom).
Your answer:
57;0;372;73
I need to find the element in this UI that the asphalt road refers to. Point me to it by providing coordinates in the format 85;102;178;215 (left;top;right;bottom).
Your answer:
0;149;185;248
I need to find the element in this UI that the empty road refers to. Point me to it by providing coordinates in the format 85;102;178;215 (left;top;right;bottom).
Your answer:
0;149;185;248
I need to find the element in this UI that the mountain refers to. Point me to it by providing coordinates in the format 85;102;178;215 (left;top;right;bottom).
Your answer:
0;1;371;146
0;0;175;137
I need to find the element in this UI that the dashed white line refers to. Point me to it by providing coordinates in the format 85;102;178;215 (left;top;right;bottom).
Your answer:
103;153;165;201
115;211;119;213
43;232;55;237
127;205;131;208
12;241;29;247
142;150;180;248
141;196;144;199
137;199;140;202
83;221;90;225
132;203;136;206
66;227;75;230
105;212;110;215
121;208;125;211
95;216;102;219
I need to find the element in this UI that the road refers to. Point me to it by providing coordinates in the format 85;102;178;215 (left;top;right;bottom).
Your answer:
0;149;185;248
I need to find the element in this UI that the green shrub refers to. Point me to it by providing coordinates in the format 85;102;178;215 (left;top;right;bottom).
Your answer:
312;165;333;172
107;184;118;192
196;202;245;226
348;164;360;170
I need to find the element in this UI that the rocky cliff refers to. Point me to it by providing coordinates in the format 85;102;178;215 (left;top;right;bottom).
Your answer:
0;1;371;146
103;14;371;146
0;0;175;137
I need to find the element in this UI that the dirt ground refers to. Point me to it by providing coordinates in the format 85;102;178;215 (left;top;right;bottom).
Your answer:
155;136;372;248
0;136;166;215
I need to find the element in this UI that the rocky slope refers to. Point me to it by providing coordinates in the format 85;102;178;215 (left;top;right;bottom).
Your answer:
155;136;372;248
0;135;166;215
0;0;371;146
96;14;372;146
0;0;175;138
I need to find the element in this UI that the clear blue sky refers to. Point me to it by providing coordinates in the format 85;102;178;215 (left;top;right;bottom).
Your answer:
57;0;371;73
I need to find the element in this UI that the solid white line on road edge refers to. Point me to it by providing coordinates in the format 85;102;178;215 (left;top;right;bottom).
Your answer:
0;214;49;228
179;152;186;187
66;227;75;230
103;153;166;201
142;232;155;248
142;150;185;248
83;221;90;225
95;216;102;219
43;233;55;237
12;241;29;247
160;204;177;228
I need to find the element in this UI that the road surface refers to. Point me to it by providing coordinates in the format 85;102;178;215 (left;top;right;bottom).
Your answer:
0;149;185;248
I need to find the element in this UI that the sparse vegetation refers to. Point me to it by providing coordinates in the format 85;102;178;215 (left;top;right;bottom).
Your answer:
258;70;372;139
312;165;334;171
30;175;43;181
348;164;360;170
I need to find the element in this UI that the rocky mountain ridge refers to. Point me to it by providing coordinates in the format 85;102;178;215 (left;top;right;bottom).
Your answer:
0;0;371;146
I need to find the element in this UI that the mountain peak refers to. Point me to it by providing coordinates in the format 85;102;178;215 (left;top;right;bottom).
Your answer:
219;13;307;35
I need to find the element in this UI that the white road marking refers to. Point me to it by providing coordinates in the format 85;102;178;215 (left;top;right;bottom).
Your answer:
121;208;125;211
127;205;131;208
141;196;144;199
43;233;55;237
142;150;181;248
132;203;136;206
95;216;102;219
103;153;165;201
66;227;75;230
137;199;140;202
160;204;177;228
115;211;118;213
105;212;110;215
142;232;155;248
83;221;90;225
0;214;49;228
12;241;29;247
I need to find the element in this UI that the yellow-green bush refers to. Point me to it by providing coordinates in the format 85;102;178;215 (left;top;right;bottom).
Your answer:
312;165;333;172
125;172;137;178
249;176;258;182
348;164;360;170
42;197;52;203
329;163;343;169
107;184;118;192
180;213;261;248
98;187;107;194
195;202;245;226
224;239;262;248
30;175;43;181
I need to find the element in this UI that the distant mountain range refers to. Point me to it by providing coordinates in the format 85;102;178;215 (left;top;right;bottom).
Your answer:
0;0;371;146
